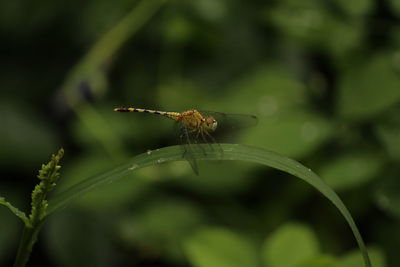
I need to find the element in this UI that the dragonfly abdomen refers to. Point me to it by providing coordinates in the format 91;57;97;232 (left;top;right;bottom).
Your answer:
114;107;181;121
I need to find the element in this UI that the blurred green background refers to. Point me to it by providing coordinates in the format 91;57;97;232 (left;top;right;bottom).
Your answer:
1;0;400;266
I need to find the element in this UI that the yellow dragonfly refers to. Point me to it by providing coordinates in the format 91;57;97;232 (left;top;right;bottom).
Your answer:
114;107;257;174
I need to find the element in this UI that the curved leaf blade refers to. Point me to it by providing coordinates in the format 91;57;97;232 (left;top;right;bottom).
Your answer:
47;144;371;267
0;196;29;226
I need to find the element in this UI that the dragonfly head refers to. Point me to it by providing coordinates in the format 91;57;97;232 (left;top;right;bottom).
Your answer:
204;116;218;132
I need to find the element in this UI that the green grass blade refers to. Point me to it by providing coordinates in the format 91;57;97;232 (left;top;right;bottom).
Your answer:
0;196;29;226
47;144;371;267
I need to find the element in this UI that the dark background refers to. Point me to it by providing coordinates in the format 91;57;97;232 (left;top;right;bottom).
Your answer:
1;0;400;266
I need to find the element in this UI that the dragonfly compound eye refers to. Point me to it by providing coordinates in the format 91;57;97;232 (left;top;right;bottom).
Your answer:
212;120;218;131
204;117;217;131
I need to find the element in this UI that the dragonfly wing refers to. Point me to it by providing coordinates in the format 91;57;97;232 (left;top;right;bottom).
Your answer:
199;110;258;130
179;125;199;175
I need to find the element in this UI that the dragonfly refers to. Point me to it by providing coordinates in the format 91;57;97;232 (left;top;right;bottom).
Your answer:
114;107;257;175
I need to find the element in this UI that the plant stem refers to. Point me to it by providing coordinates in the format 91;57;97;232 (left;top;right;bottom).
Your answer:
13;223;42;267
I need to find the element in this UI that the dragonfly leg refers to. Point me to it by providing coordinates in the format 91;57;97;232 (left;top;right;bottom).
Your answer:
196;136;207;155
200;130;213;151
181;127;199;175
203;130;223;157
192;129;207;155
179;133;188;157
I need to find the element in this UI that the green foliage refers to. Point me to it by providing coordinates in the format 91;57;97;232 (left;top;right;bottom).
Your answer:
0;197;29;226
297;255;337;267
262;223;320;267
375;107;400;161
334;0;373;16
2;149;65;267
0;0;398;266
376;173;400;219
337;54;400;120
120;198;206;262
183;227;258;267
0;103;58;169
319;152;384;190
336;247;386;267
0;149;64;229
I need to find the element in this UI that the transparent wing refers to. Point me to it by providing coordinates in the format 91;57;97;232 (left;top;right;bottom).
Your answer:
199;111;258;130
178;125;199;175
197;111;258;143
